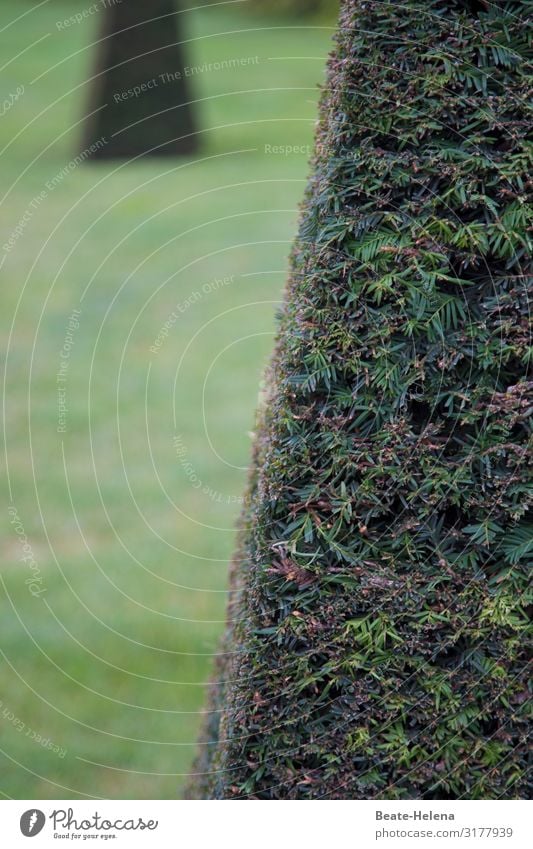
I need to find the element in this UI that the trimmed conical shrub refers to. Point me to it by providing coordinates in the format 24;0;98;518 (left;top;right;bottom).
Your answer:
81;0;198;159
190;0;532;799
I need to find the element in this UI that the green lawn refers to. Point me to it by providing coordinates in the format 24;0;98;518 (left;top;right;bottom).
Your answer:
0;0;333;798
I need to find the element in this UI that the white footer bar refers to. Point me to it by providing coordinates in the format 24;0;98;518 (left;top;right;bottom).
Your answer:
1;799;529;848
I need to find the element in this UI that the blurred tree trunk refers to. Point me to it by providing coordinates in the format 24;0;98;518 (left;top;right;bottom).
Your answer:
81;0;199;159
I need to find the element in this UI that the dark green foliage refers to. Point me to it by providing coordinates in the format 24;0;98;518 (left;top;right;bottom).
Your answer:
81;0;198;159
190;0;532;799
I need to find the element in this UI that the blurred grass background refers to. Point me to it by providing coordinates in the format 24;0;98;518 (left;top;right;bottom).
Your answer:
0;0;334;798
